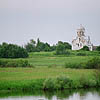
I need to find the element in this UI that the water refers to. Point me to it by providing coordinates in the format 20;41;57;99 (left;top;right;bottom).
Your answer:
0;88;100;100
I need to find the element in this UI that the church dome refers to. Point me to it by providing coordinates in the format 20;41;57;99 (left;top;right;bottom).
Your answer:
77;24;85;31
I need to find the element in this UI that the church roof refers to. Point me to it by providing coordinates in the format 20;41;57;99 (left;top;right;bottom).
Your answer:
77;24;85;31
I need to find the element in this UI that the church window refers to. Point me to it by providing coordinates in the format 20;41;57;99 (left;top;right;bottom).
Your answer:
78;44;79;47
79;38;81;42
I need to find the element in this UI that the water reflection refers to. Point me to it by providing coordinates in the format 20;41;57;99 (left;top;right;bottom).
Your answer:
0;88;100;100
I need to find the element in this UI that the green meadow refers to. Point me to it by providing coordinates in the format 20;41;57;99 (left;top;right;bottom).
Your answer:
0;50;100;90
27;50;100;67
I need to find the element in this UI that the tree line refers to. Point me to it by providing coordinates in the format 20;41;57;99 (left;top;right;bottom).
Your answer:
0;39;71;58
0;38;100;58
24;38;71;52
0;42;28;58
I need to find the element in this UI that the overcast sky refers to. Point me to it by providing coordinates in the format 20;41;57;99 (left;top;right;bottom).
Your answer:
0;0;100;46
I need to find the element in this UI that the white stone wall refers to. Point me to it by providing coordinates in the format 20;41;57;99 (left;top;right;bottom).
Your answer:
72;25;93;51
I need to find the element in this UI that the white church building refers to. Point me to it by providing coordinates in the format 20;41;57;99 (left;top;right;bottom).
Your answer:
72;25;93;51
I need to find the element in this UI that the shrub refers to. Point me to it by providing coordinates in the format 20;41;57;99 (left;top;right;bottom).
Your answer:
55;75;72;90
71;80;81;88
64;57;100;69
64;63;83;69
89;79;97;87
76;52;86;56
79;75;90;88
86;57;100;69
43;78;55;90
96;46;100;51
79;74;96;88
94;69;100;86
55;43;70;55
0;59;31;67
80;46;89;51
43;75;72;90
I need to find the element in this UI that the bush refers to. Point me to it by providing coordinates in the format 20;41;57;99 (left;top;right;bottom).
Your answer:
64;63;83;69
86;57;100;69
96;46;100;51
43;78;55;90
94;69;100;86
79;75;96;88
55;43;70;55
64;57;100;69
0;59;31;67
76;52;86;56
89;79;97;87
71;80;81;88
55;75;72;90
80;46;89;51
43;75;72;90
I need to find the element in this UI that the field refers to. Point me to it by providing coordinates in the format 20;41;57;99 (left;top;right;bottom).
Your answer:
0;51;100;90
22;50;100;67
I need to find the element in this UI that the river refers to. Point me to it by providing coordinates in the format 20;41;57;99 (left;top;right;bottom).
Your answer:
0;88;100;100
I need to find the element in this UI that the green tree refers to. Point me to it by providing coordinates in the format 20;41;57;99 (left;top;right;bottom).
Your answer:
96;46;100;51
36;38;45;52
44;43;51;52
50;45;56;51
57;41;71;49
63;42;71;49
56;43;66;55
81;46;89;51
25;39;36;52
0;43;28;58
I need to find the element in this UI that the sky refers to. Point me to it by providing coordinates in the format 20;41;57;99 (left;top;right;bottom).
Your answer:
0;0;100;46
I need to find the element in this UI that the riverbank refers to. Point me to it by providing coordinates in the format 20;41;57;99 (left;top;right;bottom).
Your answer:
0;67;99;90
0;88;100;99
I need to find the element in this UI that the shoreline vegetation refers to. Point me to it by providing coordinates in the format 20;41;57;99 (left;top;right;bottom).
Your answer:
0;88;100;99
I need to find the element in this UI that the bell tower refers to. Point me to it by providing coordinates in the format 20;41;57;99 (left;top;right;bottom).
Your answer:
77;24;85;37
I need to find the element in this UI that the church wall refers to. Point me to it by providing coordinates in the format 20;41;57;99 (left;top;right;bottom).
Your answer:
72;25;93;51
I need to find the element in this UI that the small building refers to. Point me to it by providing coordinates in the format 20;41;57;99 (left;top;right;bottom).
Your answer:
72;25;93;51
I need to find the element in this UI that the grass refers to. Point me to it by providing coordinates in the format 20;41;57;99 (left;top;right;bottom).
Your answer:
0;68;94;81
27;51;100;67
0;51;99;67
0;67;95;90
0;50;100;90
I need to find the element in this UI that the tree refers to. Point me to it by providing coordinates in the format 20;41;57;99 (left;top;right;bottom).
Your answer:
36;38;45;52
55;43;66;55
50;45;56;51
63;42;71;49
96;46;100;51
25;39;36;52
55;41;71;55
44;43;51;52
0;43;28;58
57;41;71;49
81;46;89;51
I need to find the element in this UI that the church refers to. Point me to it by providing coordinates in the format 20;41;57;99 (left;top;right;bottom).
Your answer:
72;25;93;51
